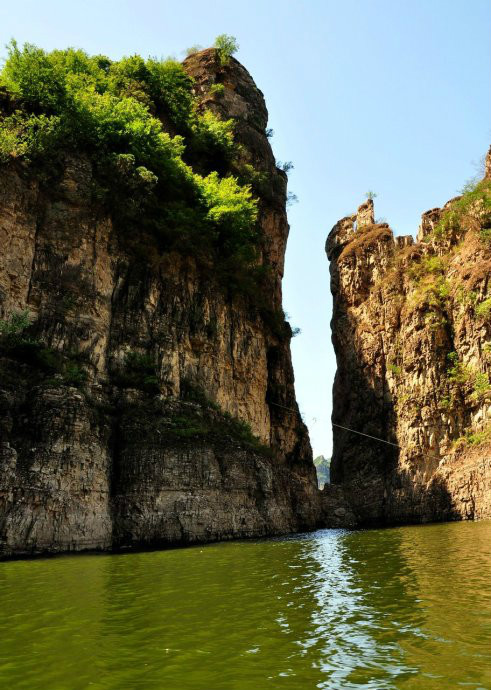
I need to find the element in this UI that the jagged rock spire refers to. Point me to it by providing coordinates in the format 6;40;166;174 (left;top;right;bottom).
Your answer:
485;145;491;180
356;198;375;228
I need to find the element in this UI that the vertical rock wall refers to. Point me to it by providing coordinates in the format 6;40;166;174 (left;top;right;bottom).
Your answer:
0;51;321;558
327;152;491;524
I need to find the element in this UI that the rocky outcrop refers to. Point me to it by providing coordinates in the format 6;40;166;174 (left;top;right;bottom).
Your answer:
327;152;491;525
0;50;322;558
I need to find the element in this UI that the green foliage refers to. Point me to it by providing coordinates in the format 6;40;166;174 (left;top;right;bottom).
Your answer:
0;309;30;340
209;83;225;97
480;227;491;244
434;179;491;240
174;380;270;454
439;395;452;410
143;58;195;129
424;256;445;274
180;378;219;409
475;297;491;319
447;351;471;384
1;40;66;110
118;351;160;393
471;371;490;400
277;160;294;174
365;190;377;200
388;363;402;376
455;426;491;448
184;45;204;57
0;311;88;387
455;286;478;307
214;35;239;65
0;41;264;297
447;352;491;401
437;279;450;299
200;172;257;241
466;428;491;445
190;110;236;163
63;361;87;386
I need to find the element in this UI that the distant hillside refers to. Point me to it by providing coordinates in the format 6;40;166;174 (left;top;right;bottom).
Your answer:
314;456;331;488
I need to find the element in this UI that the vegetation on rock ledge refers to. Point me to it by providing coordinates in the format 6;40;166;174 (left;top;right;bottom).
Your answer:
0;40;265;295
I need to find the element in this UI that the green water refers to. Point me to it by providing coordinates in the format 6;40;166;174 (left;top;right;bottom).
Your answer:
0;521;490;690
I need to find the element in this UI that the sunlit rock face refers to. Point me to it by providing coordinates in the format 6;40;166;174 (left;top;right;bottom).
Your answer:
327;155;491;526
0;50;322;558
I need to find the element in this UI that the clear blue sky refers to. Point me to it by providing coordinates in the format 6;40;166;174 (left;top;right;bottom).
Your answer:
2;0;490;457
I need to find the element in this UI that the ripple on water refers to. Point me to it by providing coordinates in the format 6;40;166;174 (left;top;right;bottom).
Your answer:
0;520;490;690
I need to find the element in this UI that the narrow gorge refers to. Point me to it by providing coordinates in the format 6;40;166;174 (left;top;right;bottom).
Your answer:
1;42;489;559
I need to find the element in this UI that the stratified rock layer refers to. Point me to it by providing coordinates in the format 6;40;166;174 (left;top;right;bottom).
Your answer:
327;160;491;525
0;51;321;558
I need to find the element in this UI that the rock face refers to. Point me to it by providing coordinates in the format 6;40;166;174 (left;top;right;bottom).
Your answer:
0;50;322;558
327;153;491;525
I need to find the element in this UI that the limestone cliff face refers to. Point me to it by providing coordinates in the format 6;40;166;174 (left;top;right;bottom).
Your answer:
327;153;491;525
0;50;321;558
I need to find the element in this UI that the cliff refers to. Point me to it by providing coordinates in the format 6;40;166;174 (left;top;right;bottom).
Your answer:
327;151;491;525
0;45;321;557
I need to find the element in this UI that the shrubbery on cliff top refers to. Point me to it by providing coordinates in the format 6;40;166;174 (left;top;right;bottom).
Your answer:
0;41;258;282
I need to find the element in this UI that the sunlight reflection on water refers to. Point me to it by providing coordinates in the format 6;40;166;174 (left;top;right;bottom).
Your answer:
0;521;490;690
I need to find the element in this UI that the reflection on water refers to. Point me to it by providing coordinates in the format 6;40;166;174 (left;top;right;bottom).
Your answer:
0;521;490;690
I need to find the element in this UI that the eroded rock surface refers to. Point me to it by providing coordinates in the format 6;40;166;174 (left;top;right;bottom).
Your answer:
0;50;324;558
327;151;491;525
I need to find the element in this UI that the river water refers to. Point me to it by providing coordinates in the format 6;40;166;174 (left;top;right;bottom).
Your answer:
0;520;490;690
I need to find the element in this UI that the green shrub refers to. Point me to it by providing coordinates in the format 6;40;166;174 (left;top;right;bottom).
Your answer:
467;429;490;445
185;45;204;57
437;278;450;299
64;362;87;386
472;371;490;400
447;351;472;384
455;286;478;307
0;314;88;388
0;309;30;340
277;160;294;174
189;110;236;164
388;363;402;376
456;427;491;447
214;35;239;65
118;351;160;392
209;83;225;97
439;395;452;410
200;172;257;242
175;380;270;454
475;297;491;319
434;179;491;239
480;227;491;244
1;40;66;111
424;256;445;274
0;41;264;298
144;58;195;130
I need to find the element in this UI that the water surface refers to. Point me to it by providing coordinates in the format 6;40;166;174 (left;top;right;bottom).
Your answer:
0;520;490;689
